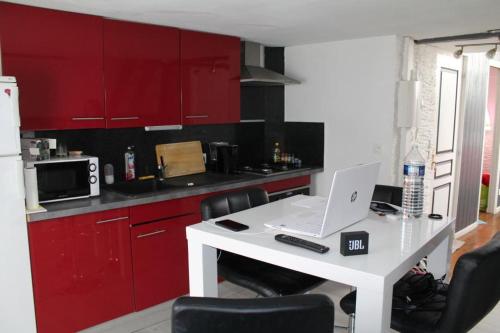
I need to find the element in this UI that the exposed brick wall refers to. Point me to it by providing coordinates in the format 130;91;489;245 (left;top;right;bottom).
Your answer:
413;44;440;213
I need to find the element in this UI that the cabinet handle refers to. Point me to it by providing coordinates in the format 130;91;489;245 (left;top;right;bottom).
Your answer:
111;117;140;121
137;230;166;238
72;117;105;121
185;115;209;119
96;216;129;224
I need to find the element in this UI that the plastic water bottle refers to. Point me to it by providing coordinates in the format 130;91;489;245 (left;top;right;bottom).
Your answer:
402;144;425;218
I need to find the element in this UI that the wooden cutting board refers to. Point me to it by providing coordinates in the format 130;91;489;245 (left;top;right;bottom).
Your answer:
155;141;206;178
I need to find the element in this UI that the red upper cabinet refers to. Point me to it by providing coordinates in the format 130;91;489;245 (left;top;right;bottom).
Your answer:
103;20;181;128
181;31;240;125
28;209;134;333
0;3;105;130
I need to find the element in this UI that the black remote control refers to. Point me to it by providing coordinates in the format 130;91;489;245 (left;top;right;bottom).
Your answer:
275;234;329;254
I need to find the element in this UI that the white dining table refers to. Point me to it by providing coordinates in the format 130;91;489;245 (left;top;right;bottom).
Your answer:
186;195;455;333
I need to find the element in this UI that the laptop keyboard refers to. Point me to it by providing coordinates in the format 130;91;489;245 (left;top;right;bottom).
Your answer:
286;212;323;234
265;211;323;236
292;196;327;210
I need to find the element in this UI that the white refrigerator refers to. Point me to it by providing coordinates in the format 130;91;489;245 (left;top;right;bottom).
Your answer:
0;76;37;332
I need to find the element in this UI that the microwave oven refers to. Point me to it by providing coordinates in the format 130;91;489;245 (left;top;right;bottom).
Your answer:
26;155;100;203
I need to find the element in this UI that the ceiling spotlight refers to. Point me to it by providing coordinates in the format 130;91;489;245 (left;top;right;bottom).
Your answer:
486;45;498;59
454;46;464;59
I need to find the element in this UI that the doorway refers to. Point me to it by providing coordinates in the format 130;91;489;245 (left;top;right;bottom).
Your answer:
430;55;462;218
484;62;500;214
413;43;492;232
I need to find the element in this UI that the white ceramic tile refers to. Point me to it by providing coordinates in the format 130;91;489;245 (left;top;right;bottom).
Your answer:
80;281;500;333
469;304;500;333
134;320;171;333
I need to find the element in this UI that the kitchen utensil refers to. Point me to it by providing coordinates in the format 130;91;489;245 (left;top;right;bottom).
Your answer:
104;164;114;185
155;141;206;178
56;142;67;157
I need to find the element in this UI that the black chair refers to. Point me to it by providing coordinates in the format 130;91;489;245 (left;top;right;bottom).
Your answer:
372;184;403;206
340;232;500;333
172;294;334;333
200;188;325;297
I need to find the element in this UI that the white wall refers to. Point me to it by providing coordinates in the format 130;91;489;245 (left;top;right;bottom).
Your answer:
285;36;400;196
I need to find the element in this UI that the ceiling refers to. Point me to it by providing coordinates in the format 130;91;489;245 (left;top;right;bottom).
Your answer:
4;0;500;46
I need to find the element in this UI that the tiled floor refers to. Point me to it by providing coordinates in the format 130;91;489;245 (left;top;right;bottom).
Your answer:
81;214;500;333
81;279;500;333
80;281;351;333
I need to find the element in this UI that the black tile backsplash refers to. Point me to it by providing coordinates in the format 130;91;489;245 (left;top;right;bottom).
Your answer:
35;121;322;182
285;122;324;167
36;123;266;181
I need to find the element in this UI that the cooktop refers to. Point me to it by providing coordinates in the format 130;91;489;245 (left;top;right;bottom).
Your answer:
239;163;309;176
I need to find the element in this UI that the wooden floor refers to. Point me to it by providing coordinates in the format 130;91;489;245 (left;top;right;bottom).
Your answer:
450;212;500;273
451;212;500;333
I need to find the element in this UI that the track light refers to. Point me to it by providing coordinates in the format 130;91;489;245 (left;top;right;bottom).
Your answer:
486;45;498;59
454;46;464;59
453;43;499;59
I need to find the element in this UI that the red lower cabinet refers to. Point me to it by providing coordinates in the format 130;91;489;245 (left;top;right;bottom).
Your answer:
28;209;134;333
131;214;200;310
25;177;311;332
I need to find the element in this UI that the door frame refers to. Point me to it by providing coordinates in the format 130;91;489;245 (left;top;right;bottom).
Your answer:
487;60;500;213
451;57;467;220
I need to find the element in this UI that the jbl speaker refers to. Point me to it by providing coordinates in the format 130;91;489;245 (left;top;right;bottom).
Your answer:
340;231;369;256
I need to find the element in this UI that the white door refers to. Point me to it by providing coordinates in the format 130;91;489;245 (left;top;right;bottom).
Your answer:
430;56;462;217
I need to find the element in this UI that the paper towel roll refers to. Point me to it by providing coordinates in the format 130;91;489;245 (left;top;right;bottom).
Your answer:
24;167;39;210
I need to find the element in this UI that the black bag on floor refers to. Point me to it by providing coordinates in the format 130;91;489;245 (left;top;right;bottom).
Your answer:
392;271;445;314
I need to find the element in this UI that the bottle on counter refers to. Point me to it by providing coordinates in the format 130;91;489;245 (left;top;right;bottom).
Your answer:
273;142;281;163
125;146;136;181
402;144;425;219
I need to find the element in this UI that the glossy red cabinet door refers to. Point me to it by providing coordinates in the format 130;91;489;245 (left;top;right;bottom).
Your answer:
131;213;200;310
181;30;240;125
104;20;181;128
28;209;134;333
0;3;105;130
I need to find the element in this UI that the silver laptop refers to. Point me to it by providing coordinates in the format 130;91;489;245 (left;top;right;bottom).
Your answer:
265;162;380;238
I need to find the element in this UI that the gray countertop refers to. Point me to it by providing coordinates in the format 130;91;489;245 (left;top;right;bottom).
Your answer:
28;168;322;222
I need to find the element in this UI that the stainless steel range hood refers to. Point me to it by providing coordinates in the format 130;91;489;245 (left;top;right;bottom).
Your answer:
241;41;300;86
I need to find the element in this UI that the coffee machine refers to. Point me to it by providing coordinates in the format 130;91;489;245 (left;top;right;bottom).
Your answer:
207;142;239;174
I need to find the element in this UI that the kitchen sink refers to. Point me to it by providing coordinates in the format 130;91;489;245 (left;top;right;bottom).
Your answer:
108;172;245;196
